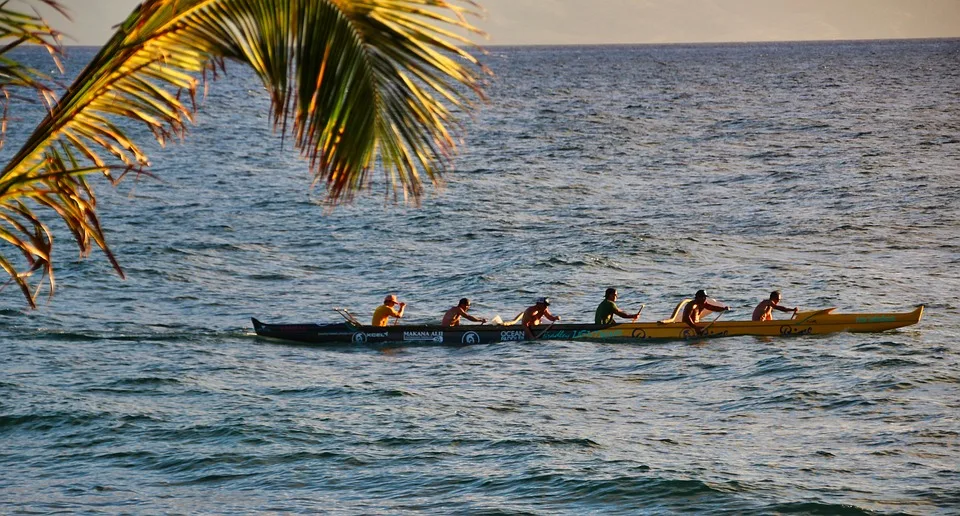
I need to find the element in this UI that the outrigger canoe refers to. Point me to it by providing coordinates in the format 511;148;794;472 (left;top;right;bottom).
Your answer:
251;303;923;346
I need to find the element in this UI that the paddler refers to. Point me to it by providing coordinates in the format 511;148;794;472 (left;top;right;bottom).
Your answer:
595;287;643;325
372;294;405;326
441;298;487;326
752;290;798;321
682;290;730;336
522;297;561;339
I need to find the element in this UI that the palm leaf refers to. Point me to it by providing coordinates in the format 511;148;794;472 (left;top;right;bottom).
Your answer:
0;0;487;307
0;0;65;147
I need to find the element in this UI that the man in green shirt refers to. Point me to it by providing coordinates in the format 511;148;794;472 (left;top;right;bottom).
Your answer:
595;288;643;325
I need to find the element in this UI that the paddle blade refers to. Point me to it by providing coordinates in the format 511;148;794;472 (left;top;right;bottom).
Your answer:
490;315;504;325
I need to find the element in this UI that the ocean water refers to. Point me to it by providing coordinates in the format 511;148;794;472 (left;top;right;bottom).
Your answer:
2;39;959;514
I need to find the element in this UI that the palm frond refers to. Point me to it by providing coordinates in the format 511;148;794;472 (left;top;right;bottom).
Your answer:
0;0;488;306
0;0;65;148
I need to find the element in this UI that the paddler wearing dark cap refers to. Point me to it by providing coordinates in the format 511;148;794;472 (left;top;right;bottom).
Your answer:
682;290;730;336
441;298;487;326
522;297;561;340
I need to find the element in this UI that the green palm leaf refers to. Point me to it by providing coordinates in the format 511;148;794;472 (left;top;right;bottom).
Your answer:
0;0;488;307
0;0;65;145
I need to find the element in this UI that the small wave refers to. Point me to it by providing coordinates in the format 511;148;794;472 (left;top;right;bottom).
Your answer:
23;330;103;342
794;122;832;131
84;377;184;394
550;145;583;152
869;380;915;391
743;355;811;377
0;411;104;431
11;328;251;344
266;385;355;397
864;358;921;369
912;429;960;440
467;473;746;511
621;373;686;383
483;437;601;450
109;377;183;387
540;256;589;267
246;273;294;281
378;388;419;398
654;438;680;445
375;436;436;447
870;449;903;456
173;472;260;485
765;501;874;515
919;373;960;384
94;449;158;462
748;150;796;159
818;395;877;410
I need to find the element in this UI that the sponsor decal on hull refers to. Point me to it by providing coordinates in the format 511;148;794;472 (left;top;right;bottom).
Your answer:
351;332;388;343
680;328;730;339
855;316;896;323
461;331;481;344
500;330;526;342
403;331;444;343
780;326;813;336
567;329;629;339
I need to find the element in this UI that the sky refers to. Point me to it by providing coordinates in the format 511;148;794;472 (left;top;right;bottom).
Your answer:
36;0;960;46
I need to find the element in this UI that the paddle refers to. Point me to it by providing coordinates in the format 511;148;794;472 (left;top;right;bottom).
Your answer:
392;302;406;326
532;320;557;340
699;309;728;335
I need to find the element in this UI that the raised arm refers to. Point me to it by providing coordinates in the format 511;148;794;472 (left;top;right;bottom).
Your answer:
614;305;643;320
704;301;730;312
463;311;487;324
774;304;798;314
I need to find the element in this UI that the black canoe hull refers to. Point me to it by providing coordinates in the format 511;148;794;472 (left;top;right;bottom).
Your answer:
250;318;609;346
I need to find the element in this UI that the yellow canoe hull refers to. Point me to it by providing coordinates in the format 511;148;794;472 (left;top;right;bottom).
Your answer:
554;305;925;341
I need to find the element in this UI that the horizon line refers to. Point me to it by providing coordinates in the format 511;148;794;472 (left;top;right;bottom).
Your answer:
57;35;960;48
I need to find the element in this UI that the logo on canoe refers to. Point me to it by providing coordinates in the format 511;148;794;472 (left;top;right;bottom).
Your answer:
352;332;368;344
403;331;443;343
855;316;896;323
500;330;526;342
780;326;813;336
461;331;481;344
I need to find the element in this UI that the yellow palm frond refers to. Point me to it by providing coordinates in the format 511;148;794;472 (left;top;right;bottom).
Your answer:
0;0;488;307
0;0;65;147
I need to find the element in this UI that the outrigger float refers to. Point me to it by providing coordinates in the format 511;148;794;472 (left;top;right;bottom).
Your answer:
251;302;924;346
